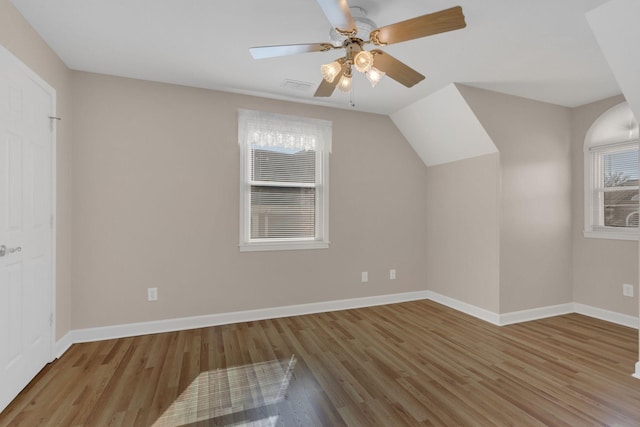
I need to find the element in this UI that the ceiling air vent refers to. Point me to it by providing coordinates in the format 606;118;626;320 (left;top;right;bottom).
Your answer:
281;79;314;92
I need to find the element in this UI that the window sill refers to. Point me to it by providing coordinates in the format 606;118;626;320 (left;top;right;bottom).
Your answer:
583;229;639;241
239;240;330;252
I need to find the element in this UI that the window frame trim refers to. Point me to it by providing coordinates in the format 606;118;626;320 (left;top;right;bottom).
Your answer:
238;133;330;252
584;139;640;241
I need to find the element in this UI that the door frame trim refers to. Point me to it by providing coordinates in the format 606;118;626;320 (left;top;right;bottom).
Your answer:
0;44;57;362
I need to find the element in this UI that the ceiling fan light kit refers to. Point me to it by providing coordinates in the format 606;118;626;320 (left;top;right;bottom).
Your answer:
320;60;343;83
365;67;385;88
336;66;353;92
249;1;466;98
353;50;374;73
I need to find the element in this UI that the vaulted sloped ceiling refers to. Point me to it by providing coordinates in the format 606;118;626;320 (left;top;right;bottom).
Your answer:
390;83;497;167
391;0;639;170
586;0;640;123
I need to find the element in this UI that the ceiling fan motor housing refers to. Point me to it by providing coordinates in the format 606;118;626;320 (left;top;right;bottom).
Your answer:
330;6;376;46
344;39;363;62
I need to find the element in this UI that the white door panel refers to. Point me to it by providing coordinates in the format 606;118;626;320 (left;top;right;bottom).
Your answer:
0;45;54;413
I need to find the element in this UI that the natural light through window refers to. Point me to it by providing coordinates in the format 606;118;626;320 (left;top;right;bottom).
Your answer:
238;109;331;252
153;356;296;426
584;102;640;240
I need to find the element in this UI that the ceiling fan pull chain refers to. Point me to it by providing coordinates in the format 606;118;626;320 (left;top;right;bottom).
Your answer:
349;82;356;108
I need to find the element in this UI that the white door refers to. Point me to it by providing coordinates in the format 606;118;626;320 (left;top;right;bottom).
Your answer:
0;46;55;413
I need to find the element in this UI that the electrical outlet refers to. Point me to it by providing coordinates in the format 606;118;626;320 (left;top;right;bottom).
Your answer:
361;272;368;283
390;269;396;280
147;287;158;301
623;284;634;297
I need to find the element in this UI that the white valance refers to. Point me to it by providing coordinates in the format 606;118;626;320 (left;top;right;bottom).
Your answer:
238;109;332;153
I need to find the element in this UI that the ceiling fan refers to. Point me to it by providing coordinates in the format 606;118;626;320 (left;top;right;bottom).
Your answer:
249;0;466;97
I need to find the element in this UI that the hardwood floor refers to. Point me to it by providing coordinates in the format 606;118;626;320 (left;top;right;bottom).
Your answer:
1;299;639;426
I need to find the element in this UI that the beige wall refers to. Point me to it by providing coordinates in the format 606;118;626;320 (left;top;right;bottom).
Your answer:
425;153;501;312
458;85;573;313
0;0;73;339
571;95;639;317
70;71;428;329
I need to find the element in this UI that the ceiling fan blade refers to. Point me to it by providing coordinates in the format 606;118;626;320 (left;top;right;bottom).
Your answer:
370;6;466;46
315;0;356;35
314;78;339;97
250;43;335;59
371;50;425;88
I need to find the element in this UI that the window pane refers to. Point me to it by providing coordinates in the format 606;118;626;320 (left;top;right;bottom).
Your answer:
601;148;639;228
603;149;638;187
604;189;639;227
250;186;316;239
251;148;315;184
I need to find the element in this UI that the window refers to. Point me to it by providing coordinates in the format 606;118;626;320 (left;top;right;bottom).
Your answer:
238;109;331;251
584;102;639;240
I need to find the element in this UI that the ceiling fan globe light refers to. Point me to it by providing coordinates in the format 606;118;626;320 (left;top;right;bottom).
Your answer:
353;50;374;73
321;61;342;83
337;74;352;92
365;67;385;87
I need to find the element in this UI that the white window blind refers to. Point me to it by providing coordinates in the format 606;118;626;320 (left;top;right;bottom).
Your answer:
238;109;331;251
250;148;316;239
590;141;639;229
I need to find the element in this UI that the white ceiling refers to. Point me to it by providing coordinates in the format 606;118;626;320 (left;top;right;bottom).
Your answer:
11;0;621;115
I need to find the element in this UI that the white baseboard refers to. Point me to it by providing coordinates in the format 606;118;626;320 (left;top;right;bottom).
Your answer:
573;303;639;329
425;291;501;325
54;290;639;375
53;331;74;359
425;294;578;327
498;303;575;326
70;290;432;344
424;293;639;330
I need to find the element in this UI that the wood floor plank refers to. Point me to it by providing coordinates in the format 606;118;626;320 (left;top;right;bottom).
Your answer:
1;300;640;426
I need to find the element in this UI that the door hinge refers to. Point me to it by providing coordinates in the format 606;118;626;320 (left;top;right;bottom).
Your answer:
48;116;61;133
